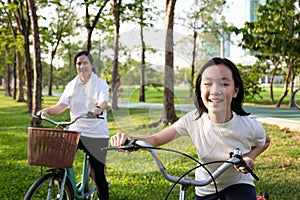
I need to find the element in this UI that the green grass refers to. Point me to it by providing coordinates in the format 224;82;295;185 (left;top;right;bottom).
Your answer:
120;85;293;106
244;86;292;106
120;86;194;105
0;88;299;199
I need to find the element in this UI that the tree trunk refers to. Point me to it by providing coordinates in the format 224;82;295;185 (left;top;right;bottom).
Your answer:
111;0;122;110
16;51;25;102
24;28;33;112
13;52;17;99
288;62;295;108
162;0;178;124
4;45;12;97
139;25;146;102
276;63;292;107
48;50;55;96
27;0;43;127
16;0;33;112
269;65;278;104
190;27;197;98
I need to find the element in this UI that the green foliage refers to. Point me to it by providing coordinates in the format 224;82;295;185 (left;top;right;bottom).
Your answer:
237;64;264;100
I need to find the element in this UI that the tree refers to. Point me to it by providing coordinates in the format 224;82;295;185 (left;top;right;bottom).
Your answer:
234;0;300;107
161;0;177;124
15;0;33;111
123;0;159;102
0;6;13;97
1;0;25;102
83;0;110;52
42;0;77;96
185;0;226;98
111;0;122;110
27;0;43;126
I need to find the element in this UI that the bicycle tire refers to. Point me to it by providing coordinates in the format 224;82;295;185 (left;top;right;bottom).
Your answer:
24;171;74;200
292;88;300;110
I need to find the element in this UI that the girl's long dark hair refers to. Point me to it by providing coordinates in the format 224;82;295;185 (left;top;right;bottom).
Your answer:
194;57;250;118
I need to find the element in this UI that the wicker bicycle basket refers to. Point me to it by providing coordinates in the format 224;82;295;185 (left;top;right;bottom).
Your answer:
28;127;80;168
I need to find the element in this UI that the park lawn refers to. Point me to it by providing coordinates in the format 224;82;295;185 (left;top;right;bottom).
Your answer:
0;88;299;199
120;85;292;106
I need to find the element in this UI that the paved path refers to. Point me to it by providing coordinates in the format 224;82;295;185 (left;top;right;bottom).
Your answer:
244;106;300;132
118;101;300;132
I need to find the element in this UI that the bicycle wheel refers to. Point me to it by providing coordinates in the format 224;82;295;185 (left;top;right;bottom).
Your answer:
292;88;300;110
24;171;74;200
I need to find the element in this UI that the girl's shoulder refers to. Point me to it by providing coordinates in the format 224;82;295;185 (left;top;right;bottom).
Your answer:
234;113;264;128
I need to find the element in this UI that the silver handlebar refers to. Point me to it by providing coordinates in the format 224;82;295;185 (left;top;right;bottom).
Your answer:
103;140;258;187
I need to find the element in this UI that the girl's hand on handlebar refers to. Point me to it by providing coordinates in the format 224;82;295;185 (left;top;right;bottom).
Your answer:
234;156;254;174
110;132;129;147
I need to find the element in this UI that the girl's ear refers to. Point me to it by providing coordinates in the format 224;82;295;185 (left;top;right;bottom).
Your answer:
233;87;239;98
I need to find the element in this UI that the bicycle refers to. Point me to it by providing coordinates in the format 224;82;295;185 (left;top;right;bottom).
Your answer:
292;87;300;110
103;139;269;200
24;112;102;200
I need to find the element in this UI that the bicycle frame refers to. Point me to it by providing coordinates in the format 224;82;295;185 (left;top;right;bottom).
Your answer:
68;152;96;199
42;149;96;200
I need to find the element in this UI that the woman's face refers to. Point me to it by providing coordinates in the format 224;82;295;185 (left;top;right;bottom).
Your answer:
200;64;239;121
76;55;94;83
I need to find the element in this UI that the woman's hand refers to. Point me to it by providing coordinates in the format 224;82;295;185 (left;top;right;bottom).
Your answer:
93;106;104;117
36;108;48;116
110;132;130;147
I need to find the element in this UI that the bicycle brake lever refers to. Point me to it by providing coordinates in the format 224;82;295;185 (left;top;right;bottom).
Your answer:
235;158;260;181
243;164;260;181
122;139;140;150
86;111;104;119
230;149;259;181
101;140;139;151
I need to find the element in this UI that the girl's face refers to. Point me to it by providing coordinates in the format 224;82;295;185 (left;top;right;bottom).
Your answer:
76;55;94;83
200;64;239;122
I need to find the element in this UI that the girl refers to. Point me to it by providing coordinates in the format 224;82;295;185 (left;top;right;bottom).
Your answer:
110;57;270;200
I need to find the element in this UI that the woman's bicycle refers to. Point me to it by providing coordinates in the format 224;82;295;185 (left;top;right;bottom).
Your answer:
24;112;101;200
292;87;300;110
103;139;268;200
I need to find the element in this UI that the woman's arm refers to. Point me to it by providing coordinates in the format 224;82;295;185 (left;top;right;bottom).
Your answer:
110;125;180;147
37;102;68;115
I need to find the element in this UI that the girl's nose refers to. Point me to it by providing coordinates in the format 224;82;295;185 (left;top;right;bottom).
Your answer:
210;85;221;95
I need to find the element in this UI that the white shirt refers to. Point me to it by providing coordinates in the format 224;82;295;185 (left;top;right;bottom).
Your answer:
58;73;109;138
174;110;266;196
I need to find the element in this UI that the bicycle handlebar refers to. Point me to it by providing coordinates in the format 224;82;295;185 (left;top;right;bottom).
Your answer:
33;112;104;129
103;140;259;188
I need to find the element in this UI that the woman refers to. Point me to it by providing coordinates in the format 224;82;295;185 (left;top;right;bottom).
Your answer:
38;51;109;200
110;57;270;200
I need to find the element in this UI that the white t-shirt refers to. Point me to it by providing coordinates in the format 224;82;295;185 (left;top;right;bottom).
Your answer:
58;73;109;138
174;110;266;196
